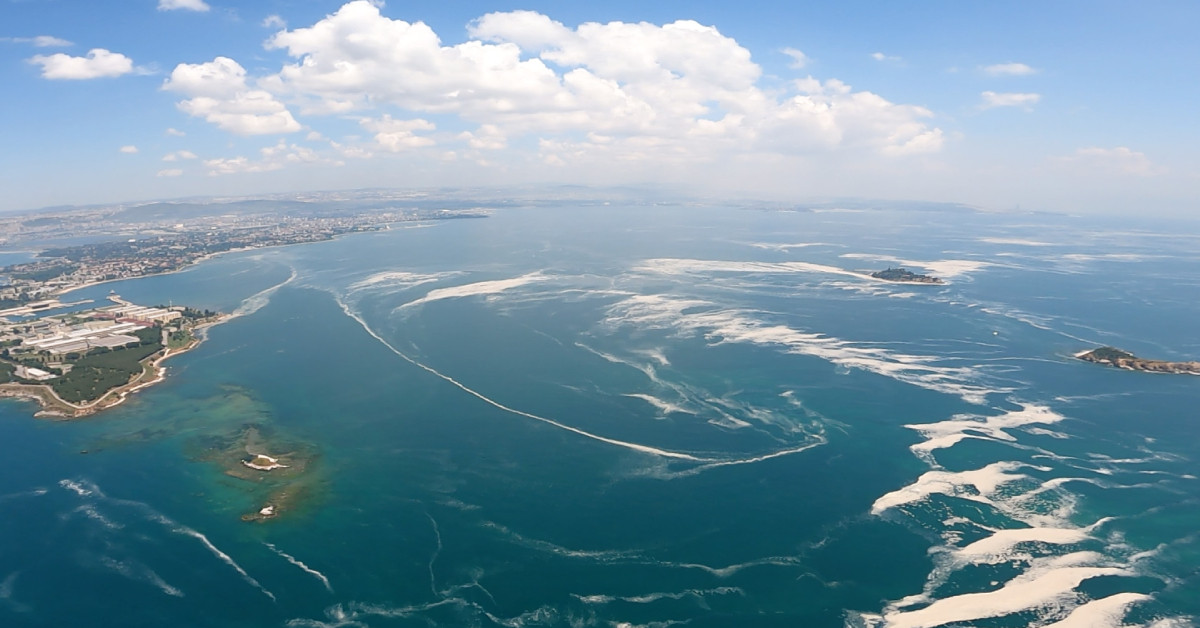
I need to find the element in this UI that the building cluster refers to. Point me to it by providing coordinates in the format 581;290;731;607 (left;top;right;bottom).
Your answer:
0;212;408;304
1;303;181;368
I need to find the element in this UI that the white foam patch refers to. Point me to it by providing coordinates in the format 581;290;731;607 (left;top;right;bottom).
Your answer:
913;260;990;279
823;280;892;296
425;513;442;595
577;343;829;456
745;242;835;251
671;555;805;578
1025;426;1070;439
605;294;999;405
397;272;549;311
266;543;333;593
0;571;30;613
59;478;103;498
839;254;991;279
635;258;870;281
685;441;826;475
882;552;1128;628
484;521;642;562
634;347;670;367
577;342;659;381
870;461;1029;515
57;478;274;602
906;403;1066;463
72;504;123;530
99;556;184;598
955;527;1089;562
575;586;743;605
1060;253;1148;263
176;527;275;602
1038;592;1151;628
287;599;468;628
979;237;1055;247
0;488;47;503
348;270;460;293
229;268;298;320
978;305;1057;331
336;297;703;461
623;393;691;416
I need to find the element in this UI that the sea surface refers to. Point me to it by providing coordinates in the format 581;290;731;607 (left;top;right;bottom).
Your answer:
0;204;1197;627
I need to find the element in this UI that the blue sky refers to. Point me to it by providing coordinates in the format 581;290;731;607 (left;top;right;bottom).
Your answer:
1;0;1197;214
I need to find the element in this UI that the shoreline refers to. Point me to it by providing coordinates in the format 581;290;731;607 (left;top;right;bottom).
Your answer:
859;272;946;286
0;313;231;419
52;248;248;300
2;224;395;420
49;225;411;301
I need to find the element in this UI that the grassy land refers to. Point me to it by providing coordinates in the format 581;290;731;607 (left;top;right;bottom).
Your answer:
49;341;162;404
167;328;194;350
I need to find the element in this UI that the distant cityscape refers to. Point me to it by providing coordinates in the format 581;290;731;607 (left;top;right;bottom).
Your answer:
0;190;491;306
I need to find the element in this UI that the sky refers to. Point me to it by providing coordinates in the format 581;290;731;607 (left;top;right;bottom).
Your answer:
1;0;1197;215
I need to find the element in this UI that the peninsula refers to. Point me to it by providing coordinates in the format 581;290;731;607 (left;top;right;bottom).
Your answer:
1076;347;1200;375
0;296;222;417
870;267;944;284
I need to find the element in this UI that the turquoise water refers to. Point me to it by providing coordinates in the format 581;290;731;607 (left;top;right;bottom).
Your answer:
0;206;1197;627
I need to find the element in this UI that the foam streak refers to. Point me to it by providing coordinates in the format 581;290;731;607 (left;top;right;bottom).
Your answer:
179;528;275;601
336;298;703;461
266;543;333;593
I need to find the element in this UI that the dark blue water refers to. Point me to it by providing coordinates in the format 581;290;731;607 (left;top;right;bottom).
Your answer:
0;206;1196;627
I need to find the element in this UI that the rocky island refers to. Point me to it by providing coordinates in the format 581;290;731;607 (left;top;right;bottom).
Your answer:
1076;346;1200;375
870;267;944;284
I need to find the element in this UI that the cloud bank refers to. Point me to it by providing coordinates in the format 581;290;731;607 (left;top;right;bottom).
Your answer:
165;1;942;169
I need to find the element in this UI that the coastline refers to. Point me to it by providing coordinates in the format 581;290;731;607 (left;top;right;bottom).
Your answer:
1076;346;1200;376
0;313;231;419
2;222;406;420
48;224;412;301
860;272;946;286
51;248;249;300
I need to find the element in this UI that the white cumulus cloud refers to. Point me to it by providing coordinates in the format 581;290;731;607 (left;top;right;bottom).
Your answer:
164;57;301;135
156;169;184;177
162;150;198;161
781;47;809;69
158;0;210;12
29;48;134;79
205;140;343;175
119;145;139;154
980;91;1040;110
982;62;1037;76
2;35;73;47
254;2;941;164
360;115;436;152
33;35;73;47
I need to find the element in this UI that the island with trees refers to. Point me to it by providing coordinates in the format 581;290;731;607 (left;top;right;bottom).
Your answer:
869;267;944;284
1076;346;1200;375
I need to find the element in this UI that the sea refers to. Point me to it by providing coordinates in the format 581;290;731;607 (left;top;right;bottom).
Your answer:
0;203;1197;627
